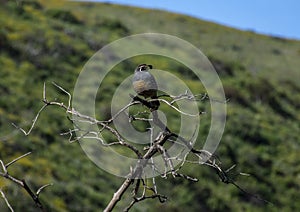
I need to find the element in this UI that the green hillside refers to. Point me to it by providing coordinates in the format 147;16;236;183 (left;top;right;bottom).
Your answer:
1;0;299;211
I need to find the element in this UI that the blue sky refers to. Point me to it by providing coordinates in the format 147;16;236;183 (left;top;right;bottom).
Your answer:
78;0;300;40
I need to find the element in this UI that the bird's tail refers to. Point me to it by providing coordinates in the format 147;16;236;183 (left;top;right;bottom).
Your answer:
150;97;160;111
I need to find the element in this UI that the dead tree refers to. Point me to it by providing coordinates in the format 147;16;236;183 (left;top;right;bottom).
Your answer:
2;82;267;211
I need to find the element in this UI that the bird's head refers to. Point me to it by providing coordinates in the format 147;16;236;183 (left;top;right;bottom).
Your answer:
135;64;153;72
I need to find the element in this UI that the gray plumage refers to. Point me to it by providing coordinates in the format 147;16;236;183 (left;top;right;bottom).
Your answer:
132;64;160;110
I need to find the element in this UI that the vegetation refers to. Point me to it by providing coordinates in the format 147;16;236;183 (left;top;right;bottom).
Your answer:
1;0;299;211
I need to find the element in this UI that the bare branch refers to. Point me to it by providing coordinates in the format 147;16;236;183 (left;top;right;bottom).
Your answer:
105;101;140;124
5;152;32;168
22;180;45;211
1;153;49;211
104;178;133;212
36;183;53;196
52;81;72;110
124;192;167;212
156;99;201;117
159;92;228;104
0;160;6;173
157;144;176;177
173;172;199;182
43;82;46;101
0;189;14;212
12;104;48;136
169;92;208;104
105;131;172;211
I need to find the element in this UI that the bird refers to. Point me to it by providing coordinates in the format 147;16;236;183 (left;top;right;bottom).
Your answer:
132;64;160;110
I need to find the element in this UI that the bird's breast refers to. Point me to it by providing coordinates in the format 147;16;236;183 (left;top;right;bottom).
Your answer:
133;80;147;93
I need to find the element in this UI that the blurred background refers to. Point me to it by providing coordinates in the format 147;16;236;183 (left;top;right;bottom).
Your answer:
0;0;299;211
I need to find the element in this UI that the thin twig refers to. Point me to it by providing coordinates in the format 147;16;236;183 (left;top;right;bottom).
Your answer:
0;189;14;212
36;183;53;196
6;152;32;168
155;99;201;117
105;101;140;124
52;81;72;110
12;104;48;136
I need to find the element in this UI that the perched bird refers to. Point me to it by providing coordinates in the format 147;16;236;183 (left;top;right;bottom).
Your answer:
132;64;160;110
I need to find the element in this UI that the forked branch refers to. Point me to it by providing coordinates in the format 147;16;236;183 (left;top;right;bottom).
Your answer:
0;152;52;211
